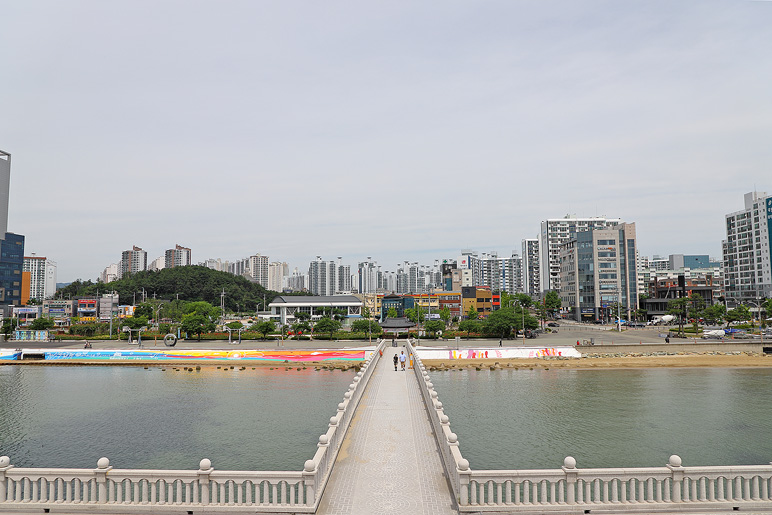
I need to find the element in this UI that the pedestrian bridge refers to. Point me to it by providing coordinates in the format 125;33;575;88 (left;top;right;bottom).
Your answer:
2;341;772;514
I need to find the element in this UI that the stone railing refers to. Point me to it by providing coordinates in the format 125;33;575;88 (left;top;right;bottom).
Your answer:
406;340;772;513
302;339;385;504
0;456;313;512
0;340;385;514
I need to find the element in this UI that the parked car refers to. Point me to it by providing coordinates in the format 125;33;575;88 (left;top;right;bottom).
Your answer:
547;322;560;327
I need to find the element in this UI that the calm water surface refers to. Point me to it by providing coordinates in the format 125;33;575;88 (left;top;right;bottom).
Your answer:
431;367;772;470
0;365;355;470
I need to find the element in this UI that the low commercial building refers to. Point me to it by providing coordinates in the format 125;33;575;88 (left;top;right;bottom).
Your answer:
269;295;363;326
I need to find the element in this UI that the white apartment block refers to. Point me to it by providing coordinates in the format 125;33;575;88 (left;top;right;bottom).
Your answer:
148;256;165;271
268;261;289;291
456;250;523;294
522;238;540;295
23;254;57;300
120;246;147;278
540;215;623;293
722;191;772;306
308;257;339;296
248;254;269;287
100;263;120;283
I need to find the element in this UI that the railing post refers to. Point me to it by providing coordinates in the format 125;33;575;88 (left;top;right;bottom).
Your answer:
302;460;316;507
0;456;12;502
667;455;684;502
458;459;471;506
562;456;578;504
95;457;113;504
197;458;213;505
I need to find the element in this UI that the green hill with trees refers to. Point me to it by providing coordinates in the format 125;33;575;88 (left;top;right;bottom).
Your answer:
56;266;286;310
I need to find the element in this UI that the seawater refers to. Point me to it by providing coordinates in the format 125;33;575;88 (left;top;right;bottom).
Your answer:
431;367;772;470
0;365;355;470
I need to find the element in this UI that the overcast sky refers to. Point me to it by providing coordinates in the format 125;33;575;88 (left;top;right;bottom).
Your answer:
1;0;771;282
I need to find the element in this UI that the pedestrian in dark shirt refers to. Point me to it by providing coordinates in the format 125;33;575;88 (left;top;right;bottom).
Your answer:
393;353;398;371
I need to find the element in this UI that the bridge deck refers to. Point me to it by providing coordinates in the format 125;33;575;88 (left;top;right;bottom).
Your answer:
317;344;457;515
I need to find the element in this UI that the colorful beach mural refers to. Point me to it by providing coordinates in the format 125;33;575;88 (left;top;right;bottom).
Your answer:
414;346;581;360
0;350;20;360
0;348;376;362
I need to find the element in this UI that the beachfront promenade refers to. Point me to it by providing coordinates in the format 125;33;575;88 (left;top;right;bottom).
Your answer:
3;338;772;514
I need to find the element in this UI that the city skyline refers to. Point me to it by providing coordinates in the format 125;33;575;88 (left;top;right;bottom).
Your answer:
2;1;770;282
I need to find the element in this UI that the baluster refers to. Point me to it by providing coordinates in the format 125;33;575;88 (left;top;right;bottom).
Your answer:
479;481;485;504
22;477;30;502
132;481;140;504
236;480;243;504
142;479;149;504
718;477;725;501
700;477;707;501
743;477;751;500
522;481;529;504
592;479;600;503
514;481;521;504
262;481;268;504
611;478;619;503
585;480;591;504
752;476;760;501
761;476;769;500
280;481;287;505
272;482;279;505
708;478;715;501
150;480;157;504
33;478;41;503
505;480;512;504
40;478;49;503
549;480;555;504
289;482;296;506
487;481;493;505
245;481;252;505
66;479;73;503
576;480;584;504
219;481;226;504
532;482;538;504
682;478;689;502
470;481;477;505
558;480;564;504
192;480;199;505
496;481;502;505
619;479;627;503
690;477;697;501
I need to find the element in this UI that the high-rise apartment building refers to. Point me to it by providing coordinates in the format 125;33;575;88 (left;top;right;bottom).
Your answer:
723;191;772;306
165;244;191;269
0;150;25;305
23;254;57;301
456;250;523;294
120;246;147;278
559;223;638;322
247;254;269;287
540;215;623;293
521;238;540;295
268;261;289;291
308;257;338;296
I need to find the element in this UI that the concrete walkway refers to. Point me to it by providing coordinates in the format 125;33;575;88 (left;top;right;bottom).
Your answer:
317;344;458;515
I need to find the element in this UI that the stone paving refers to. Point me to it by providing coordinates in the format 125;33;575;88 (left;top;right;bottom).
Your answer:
317;344;458;515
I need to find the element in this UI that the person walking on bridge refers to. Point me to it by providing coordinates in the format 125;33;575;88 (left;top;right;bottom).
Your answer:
393;353;398;371
399;350;407;371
